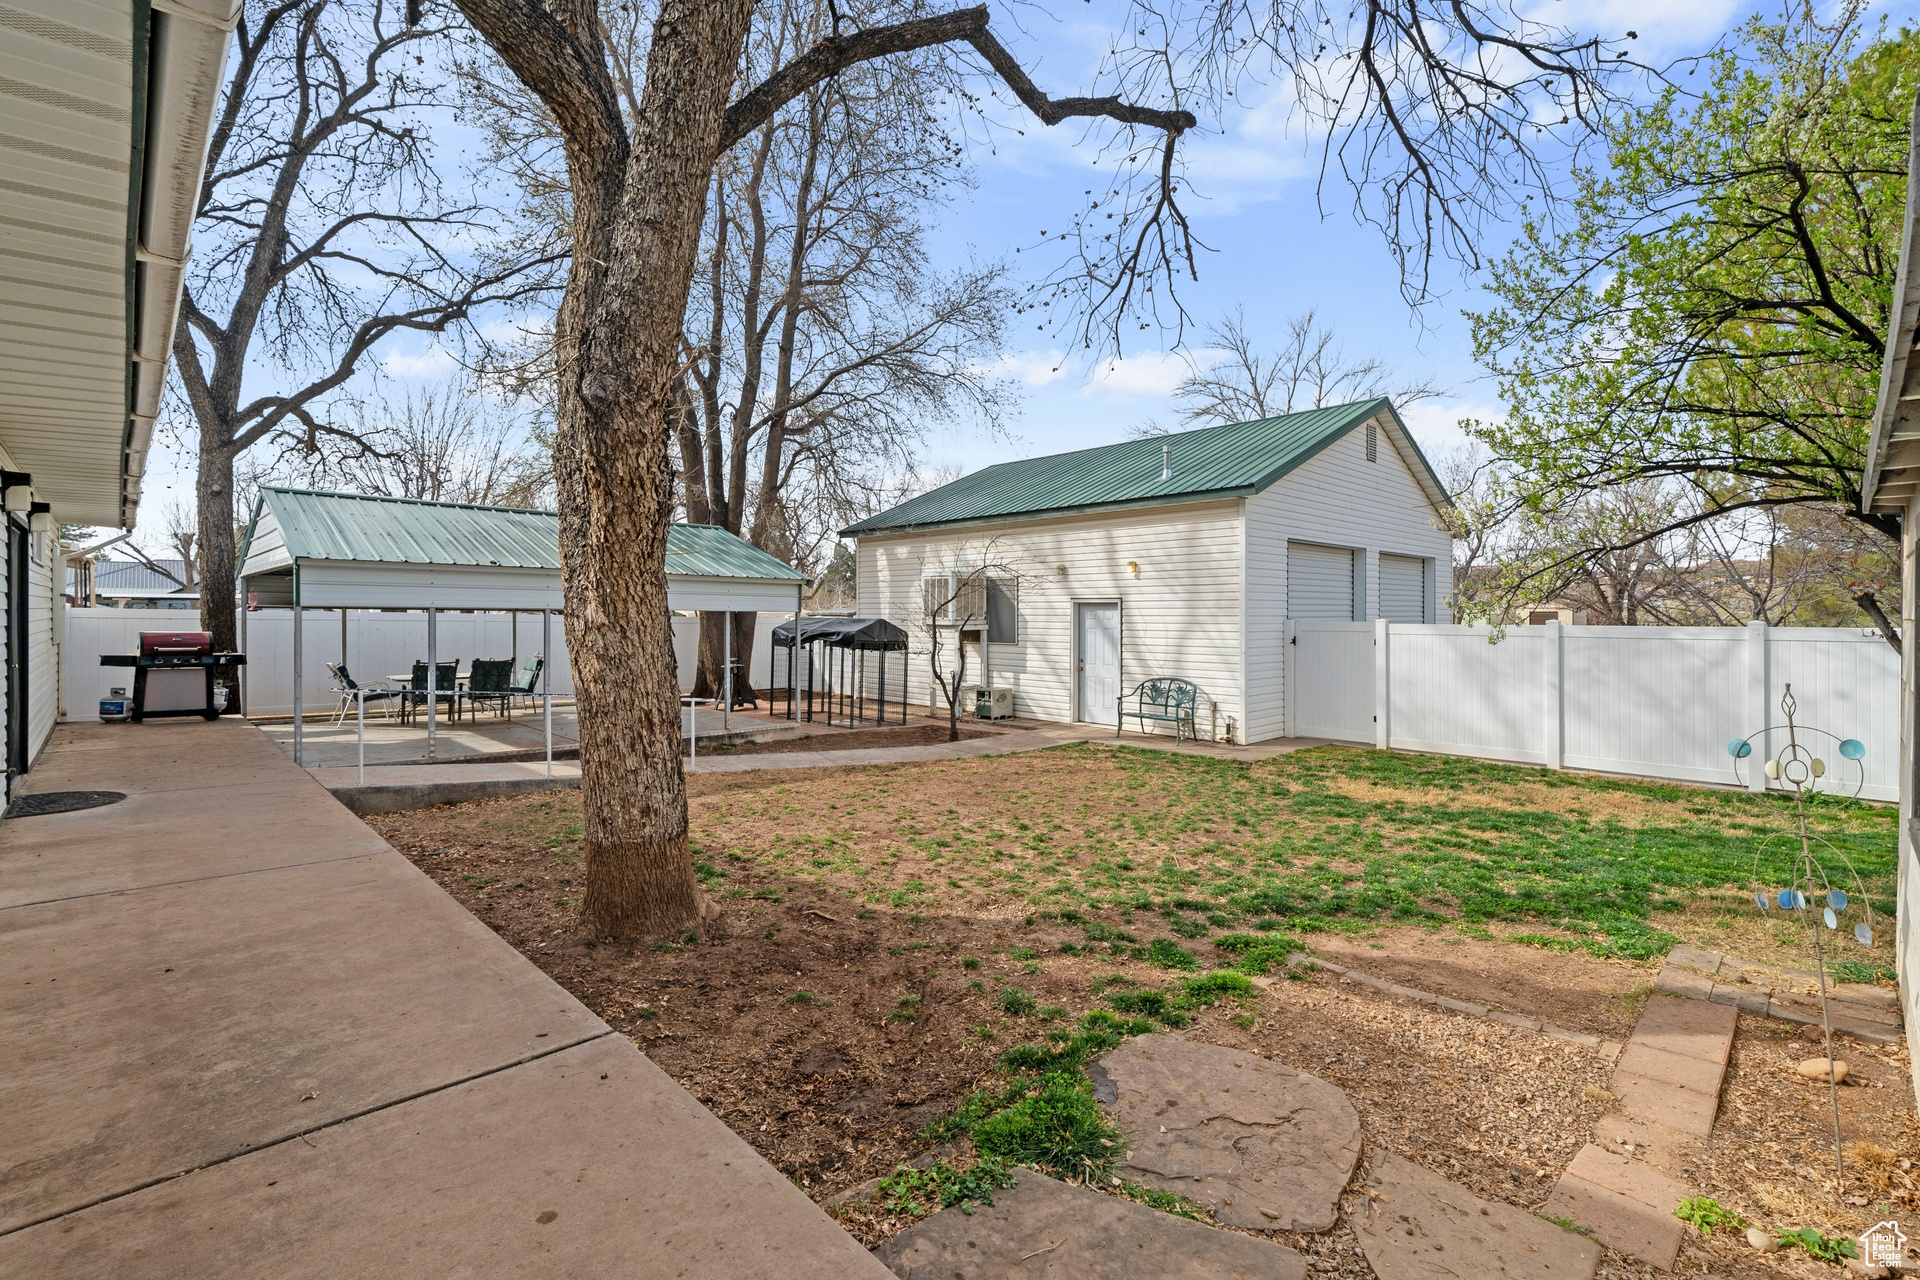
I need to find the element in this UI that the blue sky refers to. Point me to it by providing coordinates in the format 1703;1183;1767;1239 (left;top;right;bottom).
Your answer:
128;0;1910;550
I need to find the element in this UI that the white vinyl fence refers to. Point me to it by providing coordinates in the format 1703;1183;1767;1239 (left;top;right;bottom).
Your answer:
1286;620;1900;802
64;609;788;719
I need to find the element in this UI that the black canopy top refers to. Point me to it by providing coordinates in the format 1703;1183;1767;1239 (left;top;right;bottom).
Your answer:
771;616;908;651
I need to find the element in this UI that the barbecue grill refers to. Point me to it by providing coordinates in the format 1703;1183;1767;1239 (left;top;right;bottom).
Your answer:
100;631;246;722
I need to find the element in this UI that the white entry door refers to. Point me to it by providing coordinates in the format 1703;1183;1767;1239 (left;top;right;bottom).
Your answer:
1076;603;1120;724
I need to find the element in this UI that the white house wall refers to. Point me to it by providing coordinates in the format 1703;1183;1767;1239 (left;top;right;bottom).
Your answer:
855;500;1246;738
1242;413;1452;742
27;528;55;760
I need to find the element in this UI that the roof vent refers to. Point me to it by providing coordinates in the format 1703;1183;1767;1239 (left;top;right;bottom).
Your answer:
1161;442;1173;483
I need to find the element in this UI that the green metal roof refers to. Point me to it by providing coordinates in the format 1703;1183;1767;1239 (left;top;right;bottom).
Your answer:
243;488;803;580
841;398;1447;536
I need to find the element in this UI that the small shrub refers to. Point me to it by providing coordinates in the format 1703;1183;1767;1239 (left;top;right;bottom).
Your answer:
875;1159;1017;1218
1010;946;1038;961
1212;931;1302;975
999;986;1037;1017
1673;1197;1746;1236
1775;1228;1859;1262
961;957;982;970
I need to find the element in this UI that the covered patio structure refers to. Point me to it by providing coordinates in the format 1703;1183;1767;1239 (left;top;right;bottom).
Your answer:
238;488;808;772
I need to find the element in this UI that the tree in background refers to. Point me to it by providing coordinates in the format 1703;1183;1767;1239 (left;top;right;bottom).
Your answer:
1155;309;1443;431
293;378;553;508
1468;3;1911;643
448;0;1638;939
171;0;557;682
671;3;1011;699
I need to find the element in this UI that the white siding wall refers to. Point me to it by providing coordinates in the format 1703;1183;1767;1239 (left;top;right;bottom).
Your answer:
1242;414;1452;742
27;532;54;761
856;500;1246;738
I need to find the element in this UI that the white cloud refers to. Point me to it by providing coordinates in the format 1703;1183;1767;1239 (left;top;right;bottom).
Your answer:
1396;398;1503;456
1084;350;1191;400
381;344;456;378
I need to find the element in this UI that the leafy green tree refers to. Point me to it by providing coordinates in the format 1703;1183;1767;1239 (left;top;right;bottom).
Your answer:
1468;4;1914;637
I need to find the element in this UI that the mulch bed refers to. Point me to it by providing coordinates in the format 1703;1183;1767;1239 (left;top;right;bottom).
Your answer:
707;721;997;755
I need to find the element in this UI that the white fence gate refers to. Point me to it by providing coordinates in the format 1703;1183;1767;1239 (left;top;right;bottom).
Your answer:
1286;620;1900;802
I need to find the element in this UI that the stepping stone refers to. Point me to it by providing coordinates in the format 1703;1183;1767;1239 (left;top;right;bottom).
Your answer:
1630;995;1737;1062
1542;1144;1688;1271
873;1167;1307;1279
1088;1035;1361;1232
1355;1152;1600;1280
1652;965;1713;1000
1663;945;1723;975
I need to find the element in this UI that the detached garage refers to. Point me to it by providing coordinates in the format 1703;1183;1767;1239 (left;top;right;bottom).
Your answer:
843;397;1452;743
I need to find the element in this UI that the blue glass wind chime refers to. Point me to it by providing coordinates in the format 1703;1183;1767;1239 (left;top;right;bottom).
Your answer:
1727;684;1871;1182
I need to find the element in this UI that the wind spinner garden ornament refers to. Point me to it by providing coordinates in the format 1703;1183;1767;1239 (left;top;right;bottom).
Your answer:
1727;684;1872;1184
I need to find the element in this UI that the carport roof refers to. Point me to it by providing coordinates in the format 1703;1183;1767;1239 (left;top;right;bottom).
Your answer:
240;488;805;582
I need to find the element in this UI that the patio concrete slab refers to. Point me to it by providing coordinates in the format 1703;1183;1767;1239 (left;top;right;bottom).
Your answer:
1354;1152;1600;1280
2;1036;888;1280
0;718;889;1278
1088;1036;1361;1232
873;1167;1307;1280
2;848;604;1231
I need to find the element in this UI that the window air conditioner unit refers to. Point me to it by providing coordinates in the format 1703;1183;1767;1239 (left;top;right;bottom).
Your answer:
923;571;987;626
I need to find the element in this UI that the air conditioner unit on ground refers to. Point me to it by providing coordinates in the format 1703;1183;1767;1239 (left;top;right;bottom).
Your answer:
973;686;1014;720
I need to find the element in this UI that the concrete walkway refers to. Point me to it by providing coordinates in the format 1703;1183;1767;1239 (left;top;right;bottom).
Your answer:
0;719;891;1279
310;725;1336;813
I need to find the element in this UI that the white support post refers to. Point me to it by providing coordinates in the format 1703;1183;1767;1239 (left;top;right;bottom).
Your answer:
357;688;365;786
542;609;552;778
1373;617;1389;749
1543;619;1564;769
292;604;303;765
426;607;437;762
1748;620;1770;792
723;611;732;732
340;608;347;677
238;599;248;715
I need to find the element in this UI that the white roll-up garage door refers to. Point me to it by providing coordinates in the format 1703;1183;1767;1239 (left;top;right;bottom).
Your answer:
1287;542;1356;620
1378;554;1427;623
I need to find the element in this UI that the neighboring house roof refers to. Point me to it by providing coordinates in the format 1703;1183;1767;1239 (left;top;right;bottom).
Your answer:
239;487;805;583
71;559;196;598
1864;96;1920;516
840;398;1448;537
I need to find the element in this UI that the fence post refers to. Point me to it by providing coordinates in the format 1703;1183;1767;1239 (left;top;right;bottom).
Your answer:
1747;620;1769;793
1543;619;1563;769
1283;618;1296;739
1374;617;1389;749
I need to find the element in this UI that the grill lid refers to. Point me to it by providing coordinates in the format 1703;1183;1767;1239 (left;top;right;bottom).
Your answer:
139;631;212;655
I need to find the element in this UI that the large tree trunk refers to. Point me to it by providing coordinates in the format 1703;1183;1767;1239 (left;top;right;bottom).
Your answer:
196;439;240;707
564;0;757;940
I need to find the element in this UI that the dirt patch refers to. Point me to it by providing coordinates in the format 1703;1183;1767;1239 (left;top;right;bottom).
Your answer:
710;722;998;756
1305;926;1650;1038
1323;773;1667;826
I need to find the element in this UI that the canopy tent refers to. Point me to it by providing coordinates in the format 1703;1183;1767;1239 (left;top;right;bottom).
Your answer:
770;616;909;727
238;488;809;769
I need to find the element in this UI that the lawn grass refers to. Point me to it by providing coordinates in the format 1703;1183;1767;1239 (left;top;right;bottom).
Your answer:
514;743;1899;963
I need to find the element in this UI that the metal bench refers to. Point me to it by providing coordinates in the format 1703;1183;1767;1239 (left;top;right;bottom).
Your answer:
1118;677;1200;743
